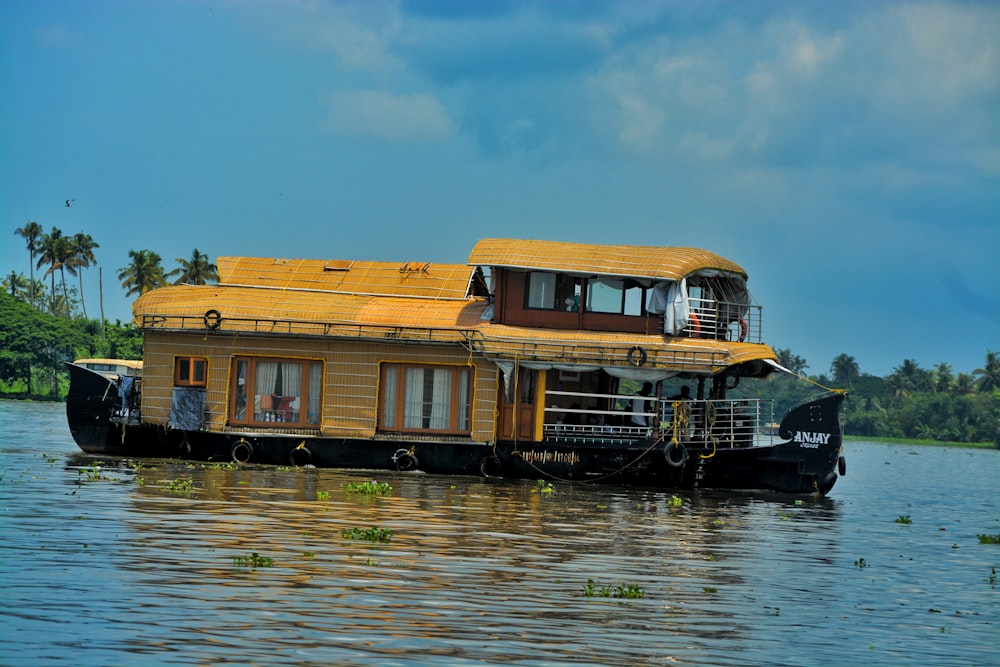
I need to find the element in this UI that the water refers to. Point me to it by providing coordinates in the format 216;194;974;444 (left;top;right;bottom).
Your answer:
1;400;997;666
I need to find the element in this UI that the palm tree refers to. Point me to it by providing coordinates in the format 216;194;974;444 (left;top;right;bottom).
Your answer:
167;248;218;285
35;227;70;314
973;351;1000;393
66;232;100;318
955;373;975;395
14;220;43;307
776;348;809;374
888;359;929;404
2;271;29;299
830;353;859;389
117;249;168;297
932;362;954;394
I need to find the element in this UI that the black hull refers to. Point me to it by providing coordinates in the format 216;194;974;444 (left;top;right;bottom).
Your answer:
65;365;845;495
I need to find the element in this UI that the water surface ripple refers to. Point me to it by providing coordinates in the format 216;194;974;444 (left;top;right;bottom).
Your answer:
1;400;997;666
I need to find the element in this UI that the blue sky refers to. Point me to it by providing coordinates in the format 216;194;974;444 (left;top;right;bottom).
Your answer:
2;0;997;377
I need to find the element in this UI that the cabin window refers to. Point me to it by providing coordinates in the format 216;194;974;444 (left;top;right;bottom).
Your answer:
526;272;582;311
379;364;472;435
526;272;556;309
230;357;323;427
585;278;646;316
174;357;207;387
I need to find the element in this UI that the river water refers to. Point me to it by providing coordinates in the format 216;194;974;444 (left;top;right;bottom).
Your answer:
0;400;997;666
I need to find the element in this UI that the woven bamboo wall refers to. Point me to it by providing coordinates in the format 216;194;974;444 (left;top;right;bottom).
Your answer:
141;331;498;442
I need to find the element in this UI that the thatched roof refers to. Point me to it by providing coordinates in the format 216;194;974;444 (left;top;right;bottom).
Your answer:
216;256;487;300
468;238;747;281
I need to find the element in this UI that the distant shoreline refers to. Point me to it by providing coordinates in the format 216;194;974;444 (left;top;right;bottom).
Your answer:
843;434;997;449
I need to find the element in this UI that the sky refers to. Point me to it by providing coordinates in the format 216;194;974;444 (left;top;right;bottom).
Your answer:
1;0;997;378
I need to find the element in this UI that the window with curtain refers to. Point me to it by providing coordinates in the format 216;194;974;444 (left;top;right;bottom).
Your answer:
379;363;473;435
229;356;322;428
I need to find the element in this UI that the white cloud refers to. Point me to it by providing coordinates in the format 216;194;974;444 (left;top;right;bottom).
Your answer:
322;89;455;142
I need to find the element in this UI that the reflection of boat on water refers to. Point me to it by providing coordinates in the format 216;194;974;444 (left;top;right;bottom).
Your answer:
65;238;846;494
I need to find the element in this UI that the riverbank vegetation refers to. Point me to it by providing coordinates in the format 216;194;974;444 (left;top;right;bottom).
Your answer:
3;225;998;445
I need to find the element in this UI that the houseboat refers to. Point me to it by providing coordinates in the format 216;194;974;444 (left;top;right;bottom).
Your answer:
65;239;846;494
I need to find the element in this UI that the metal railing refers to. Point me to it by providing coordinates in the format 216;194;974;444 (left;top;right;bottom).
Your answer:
685;298;762;343
543;390;774;447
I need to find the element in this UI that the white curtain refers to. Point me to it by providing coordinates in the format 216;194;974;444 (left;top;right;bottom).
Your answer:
404;368;423;428
429;368;451;429
282;362;302;398
457;368;471;431
308;362;322;424
256;362;279;395
382;366;397;428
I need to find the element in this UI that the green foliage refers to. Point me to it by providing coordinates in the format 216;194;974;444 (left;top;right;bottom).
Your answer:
233;552;274;568
0;291;91;397
343;480;392;495
583;579;645;599
340;526;392;542
734;349;1000;446
977;534;1000;545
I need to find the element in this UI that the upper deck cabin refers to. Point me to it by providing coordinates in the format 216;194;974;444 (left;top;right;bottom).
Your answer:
469;239;762;343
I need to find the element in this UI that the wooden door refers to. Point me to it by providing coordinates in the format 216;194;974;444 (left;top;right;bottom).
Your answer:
497;367;538;442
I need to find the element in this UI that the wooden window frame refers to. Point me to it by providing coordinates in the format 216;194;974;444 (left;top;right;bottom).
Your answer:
174;357;208;387
378;363;473;436
229;356;323;429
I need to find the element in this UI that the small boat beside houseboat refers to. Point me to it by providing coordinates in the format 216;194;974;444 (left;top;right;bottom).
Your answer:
65;238;846;494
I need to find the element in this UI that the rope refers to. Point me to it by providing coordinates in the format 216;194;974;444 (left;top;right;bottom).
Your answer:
699;402;718;459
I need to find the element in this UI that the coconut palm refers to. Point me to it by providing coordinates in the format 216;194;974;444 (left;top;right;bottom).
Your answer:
167;248;218;285
776;348;808;374
66;232;100;318
973;351;1000;393
35;227;71;314
955;373;975;395
932;362;955;394
117;249;168;297
13;220;43;307
830;353;859;389
887;359;930;403
2;271;29;299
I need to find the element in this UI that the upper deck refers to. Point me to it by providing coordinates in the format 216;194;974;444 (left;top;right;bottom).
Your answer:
469;238;762;343
132;239;773;376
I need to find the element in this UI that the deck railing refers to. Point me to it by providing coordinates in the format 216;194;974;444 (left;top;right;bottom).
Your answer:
685;298;762;343
543;390;775;447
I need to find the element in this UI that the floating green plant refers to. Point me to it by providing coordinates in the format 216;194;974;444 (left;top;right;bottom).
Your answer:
894;515;912;524
669;495;683;507
977;533;1000;544
343;480;392;496
989;567;997;587
703;587;718;594
711;519;725;527
233;552;274;568
779;511;795;521
77;465;116;482
203;462;238;471
161;477;194;494
583;579;644;599
316;490;330;500
340;526;392;542
854;557;870;569
536;480;554;494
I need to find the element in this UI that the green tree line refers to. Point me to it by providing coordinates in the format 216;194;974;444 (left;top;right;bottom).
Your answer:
736;349;1000;446
3;222;217;398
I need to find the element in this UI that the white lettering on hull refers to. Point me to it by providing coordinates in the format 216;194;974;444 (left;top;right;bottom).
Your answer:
793;431;832;448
